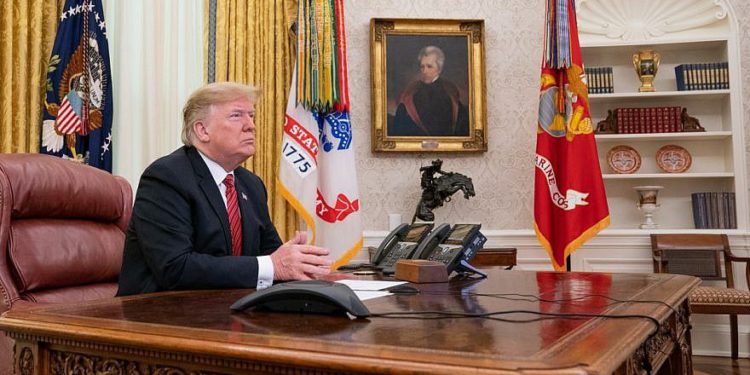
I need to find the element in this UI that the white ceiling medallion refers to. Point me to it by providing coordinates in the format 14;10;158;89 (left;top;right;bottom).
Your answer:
576;0;728;41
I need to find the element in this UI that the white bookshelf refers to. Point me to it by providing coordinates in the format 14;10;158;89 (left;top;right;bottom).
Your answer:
602;173;735;180
591;89;730;100
596;131;732;142
577;0;746;231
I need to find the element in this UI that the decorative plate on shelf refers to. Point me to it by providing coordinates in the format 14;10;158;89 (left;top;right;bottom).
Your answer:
656;144;692;173
607;145;641;174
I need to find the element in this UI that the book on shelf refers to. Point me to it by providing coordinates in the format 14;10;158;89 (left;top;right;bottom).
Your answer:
585;66;613;94
613;106;682;134
675;62;729;91
691;192;736;229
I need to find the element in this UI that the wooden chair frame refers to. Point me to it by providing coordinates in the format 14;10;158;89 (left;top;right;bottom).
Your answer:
651;234;750;359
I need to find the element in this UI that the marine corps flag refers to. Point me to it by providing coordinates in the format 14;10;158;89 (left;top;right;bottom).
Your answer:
534;0;609;271
279;0;363;269
41;0;113;172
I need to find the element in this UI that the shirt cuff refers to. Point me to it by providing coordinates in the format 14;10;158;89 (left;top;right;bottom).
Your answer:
256;256;274;290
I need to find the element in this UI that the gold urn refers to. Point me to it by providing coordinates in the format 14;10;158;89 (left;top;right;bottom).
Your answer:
632;50;661;92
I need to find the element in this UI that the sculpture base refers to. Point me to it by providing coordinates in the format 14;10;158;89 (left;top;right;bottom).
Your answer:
395;260;448;283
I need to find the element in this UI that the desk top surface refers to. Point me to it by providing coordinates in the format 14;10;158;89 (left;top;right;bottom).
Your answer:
0;270;698;374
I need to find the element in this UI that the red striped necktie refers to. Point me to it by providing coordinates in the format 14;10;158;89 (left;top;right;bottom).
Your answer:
223;174;242;256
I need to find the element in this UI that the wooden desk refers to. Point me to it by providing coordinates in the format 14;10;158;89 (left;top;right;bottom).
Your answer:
0;269;698;374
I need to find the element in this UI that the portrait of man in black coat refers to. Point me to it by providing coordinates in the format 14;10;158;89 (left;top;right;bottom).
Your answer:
387;42;470;137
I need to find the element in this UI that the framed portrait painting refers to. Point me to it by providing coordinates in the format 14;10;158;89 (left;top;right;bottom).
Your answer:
370;19;486;152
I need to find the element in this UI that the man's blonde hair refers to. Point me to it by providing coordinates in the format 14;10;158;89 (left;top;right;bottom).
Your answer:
181;82;261;145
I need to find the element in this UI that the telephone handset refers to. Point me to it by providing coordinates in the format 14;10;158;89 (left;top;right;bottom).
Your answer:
372;223;434;273
411;223;487;278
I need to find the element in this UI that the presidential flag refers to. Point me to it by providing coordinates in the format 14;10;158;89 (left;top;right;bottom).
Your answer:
279;0;362;269
534;0;609;271
41;0;113;172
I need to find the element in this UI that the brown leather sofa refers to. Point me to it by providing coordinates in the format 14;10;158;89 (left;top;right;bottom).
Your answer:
0;154;132;374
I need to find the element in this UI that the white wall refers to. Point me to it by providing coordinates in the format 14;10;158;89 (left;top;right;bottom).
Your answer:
347;0;750;232
346;0;543;230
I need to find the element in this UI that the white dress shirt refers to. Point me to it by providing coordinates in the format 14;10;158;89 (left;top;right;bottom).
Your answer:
198;151;274;289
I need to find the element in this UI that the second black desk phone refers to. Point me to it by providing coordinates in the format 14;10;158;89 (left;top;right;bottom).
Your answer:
372;223;487;277
412;223;487;277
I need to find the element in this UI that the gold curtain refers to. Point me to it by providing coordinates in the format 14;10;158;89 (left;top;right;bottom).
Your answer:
0;0;65;153
206;0;298;239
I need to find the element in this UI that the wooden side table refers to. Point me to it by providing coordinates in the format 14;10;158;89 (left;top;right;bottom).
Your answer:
470;247;517;270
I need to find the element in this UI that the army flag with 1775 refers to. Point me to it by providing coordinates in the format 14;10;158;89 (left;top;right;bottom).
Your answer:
278;0;362;269
534;0;609;271
41;0;113;172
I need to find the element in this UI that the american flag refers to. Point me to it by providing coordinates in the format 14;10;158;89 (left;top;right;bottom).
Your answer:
56;93;84;135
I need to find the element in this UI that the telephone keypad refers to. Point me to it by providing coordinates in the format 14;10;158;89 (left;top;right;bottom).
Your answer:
425;244;462;264
380;242;418;268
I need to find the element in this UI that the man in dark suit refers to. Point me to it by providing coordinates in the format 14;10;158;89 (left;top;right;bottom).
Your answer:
117;82;331;296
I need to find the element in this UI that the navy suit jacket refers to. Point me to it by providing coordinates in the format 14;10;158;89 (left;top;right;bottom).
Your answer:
117;146;282;296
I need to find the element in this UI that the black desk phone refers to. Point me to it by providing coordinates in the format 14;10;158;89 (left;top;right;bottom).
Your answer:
371;223;434;273
412;223;488;278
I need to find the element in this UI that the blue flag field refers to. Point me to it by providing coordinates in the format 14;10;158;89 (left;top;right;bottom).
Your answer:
41;0;113;172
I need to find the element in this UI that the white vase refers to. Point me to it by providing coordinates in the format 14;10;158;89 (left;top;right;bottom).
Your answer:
633;186;664;229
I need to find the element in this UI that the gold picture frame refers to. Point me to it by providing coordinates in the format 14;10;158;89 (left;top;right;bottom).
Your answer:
370;18;487;152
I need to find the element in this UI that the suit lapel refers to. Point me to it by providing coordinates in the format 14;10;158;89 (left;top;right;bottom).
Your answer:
235;176;257;256
186;147;233;254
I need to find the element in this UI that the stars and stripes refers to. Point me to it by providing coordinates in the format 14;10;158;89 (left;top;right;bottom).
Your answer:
56;93;84;134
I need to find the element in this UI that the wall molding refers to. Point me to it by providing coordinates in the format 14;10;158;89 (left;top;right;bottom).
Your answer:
577;0;730;41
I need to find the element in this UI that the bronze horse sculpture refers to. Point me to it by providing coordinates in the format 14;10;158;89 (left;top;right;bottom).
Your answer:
414;159;475;222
